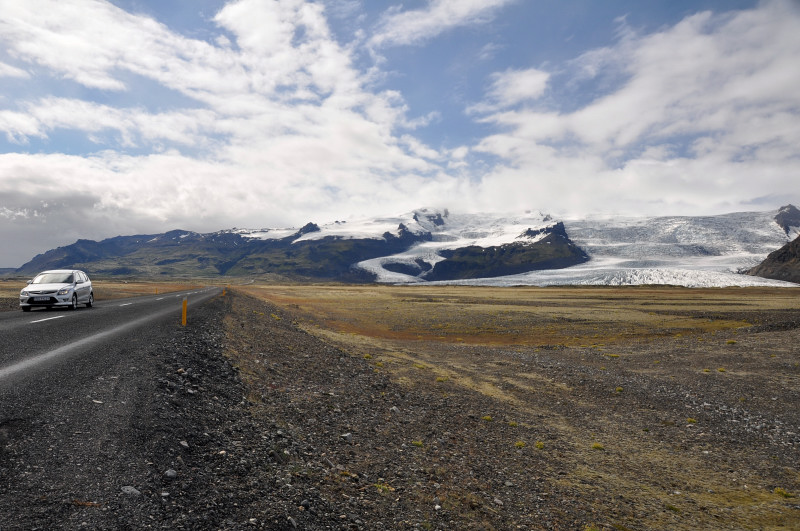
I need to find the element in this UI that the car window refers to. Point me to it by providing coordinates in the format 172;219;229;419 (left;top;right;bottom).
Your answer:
32;272;74;284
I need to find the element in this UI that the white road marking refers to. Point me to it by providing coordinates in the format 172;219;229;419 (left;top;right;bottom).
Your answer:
1;302;187;382
119;303;133;307
30;316;64;324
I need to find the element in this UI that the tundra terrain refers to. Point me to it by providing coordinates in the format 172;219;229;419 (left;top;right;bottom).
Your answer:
1;281;798;529
230;284;800;530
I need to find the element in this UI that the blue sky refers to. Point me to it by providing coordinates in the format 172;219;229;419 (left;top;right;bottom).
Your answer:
1;0;799;267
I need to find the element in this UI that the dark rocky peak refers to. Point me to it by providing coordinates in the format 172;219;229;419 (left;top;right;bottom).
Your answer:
384;223;432;245
395;223;413;238
518;222;567;240
775;204;800;235
413;209;447;227
295;222;321;236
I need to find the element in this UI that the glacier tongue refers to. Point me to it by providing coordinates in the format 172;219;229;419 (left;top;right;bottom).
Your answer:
364;208;798;287
435;262;797;288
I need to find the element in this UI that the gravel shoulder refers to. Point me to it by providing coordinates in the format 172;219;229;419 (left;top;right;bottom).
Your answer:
1;289;799;530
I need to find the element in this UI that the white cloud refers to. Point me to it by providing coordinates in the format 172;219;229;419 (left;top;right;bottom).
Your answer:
0;0;457;265
0;62;29;79
0;110;43;143
0;0;471;263
370;0;517;48
469;68;550;113
472;0;800;215
0;0;798;266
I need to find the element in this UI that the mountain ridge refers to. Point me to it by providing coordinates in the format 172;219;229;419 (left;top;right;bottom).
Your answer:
13;206;799;287
15;209;583;283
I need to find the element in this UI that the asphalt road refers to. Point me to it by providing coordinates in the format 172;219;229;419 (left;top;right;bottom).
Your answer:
0;287;221;388
0;286;227;528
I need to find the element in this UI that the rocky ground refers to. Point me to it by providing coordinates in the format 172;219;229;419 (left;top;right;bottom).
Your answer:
1;297;18;311
1;290;799;529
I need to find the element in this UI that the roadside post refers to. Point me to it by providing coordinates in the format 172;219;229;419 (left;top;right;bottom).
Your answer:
182;297;187;326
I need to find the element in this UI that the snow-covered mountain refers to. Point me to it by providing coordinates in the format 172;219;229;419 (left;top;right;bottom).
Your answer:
228;208;585;282
16;205;799;287
354;209;581;282
410;207;798;288
210;206;800;287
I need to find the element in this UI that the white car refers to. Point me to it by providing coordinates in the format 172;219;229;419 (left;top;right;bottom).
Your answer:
20;269;94;312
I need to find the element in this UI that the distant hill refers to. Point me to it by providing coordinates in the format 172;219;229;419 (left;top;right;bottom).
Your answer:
748;235;800;284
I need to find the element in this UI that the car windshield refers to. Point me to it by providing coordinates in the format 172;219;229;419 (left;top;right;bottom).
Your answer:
32;272;74;284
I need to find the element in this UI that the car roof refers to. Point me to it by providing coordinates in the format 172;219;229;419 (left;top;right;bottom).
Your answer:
38;269;80;274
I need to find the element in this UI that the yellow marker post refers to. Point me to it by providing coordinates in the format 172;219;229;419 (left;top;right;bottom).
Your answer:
182;297;187;326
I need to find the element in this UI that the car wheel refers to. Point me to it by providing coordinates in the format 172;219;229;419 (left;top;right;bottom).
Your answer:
70;294;77;310
86;292;94;308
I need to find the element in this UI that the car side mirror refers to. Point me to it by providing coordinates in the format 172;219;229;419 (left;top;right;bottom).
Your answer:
27;280;32;285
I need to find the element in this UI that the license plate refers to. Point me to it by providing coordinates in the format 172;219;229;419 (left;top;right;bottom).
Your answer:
34;296;50;301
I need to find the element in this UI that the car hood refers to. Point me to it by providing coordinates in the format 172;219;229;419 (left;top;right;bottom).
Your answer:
23;283;73;293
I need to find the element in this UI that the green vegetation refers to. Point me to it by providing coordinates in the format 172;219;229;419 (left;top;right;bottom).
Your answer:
374;483;394;495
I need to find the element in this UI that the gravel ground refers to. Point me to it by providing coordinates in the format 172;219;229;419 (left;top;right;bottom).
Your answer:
0;297;18;312
1;291;799;530
221;292;800;530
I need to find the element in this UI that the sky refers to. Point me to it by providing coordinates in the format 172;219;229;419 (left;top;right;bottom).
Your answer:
1;0;799;267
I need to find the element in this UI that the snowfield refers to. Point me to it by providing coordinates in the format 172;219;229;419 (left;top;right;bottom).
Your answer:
230;207;798;288
354;209;558;281
359;208;796;287
430;259;798;288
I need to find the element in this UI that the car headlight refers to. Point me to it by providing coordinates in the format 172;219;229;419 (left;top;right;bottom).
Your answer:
20;290;28;296
57;288;72;295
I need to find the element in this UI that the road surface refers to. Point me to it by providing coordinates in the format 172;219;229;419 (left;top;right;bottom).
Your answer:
0;287;225;528
0;287;221;387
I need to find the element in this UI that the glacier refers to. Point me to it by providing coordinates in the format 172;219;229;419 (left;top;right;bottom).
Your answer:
355;208;799;288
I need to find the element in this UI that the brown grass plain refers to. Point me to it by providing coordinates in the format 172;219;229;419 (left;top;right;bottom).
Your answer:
233;284;800;529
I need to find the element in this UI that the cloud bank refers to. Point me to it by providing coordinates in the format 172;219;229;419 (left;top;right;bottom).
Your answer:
0;0;798;266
